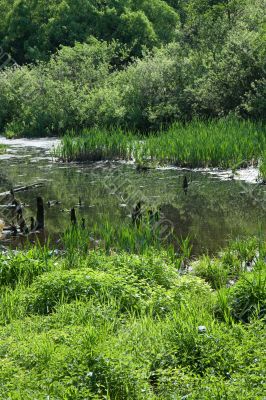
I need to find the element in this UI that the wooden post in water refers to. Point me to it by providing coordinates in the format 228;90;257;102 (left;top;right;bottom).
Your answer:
183;176;188;195
71;208;77;225
30;217;35;231
36;197;45;230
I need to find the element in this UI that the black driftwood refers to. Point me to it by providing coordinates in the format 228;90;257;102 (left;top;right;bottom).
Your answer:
36;197;45;230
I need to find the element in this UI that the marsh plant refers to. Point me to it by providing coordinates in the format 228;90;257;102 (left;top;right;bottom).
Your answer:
57;118;266;169
259;152;266;183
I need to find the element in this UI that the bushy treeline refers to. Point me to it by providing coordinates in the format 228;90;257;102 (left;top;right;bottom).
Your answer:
0;0;180;63
0;0;265;136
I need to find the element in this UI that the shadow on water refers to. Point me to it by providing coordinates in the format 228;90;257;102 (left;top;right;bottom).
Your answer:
0;137;265;255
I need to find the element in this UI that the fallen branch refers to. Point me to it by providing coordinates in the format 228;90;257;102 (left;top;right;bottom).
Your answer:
0;183;45;198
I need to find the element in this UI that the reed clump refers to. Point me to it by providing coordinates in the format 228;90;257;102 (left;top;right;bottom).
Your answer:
57;118;266;169
56;128;136;162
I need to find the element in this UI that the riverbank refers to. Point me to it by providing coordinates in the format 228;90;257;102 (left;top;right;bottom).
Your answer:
0;234;265;399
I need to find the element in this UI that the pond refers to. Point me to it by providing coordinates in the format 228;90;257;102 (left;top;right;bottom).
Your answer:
0;137;265;255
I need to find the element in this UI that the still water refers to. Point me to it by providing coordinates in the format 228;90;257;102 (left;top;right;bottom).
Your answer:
0;137;265;255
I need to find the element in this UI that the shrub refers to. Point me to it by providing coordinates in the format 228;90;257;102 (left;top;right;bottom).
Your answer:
25;268;151;315
193;256;230;289
230;270;266;322
0;249;54;288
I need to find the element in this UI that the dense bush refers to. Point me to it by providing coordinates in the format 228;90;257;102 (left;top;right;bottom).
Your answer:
0;0;265;137
0;39;118;136
0;0;180;63
25;267;150;315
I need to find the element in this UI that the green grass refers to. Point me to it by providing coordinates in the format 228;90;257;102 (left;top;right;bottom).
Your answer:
56;128;136;162
259;152;266;183
0;144;6;154
56;118;266;169
0;232;265;399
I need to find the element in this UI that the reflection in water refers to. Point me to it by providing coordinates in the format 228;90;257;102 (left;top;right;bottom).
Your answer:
0;137;265;255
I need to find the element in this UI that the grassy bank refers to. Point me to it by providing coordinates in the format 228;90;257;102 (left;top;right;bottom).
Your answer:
57;119;266;169
0;230;265;399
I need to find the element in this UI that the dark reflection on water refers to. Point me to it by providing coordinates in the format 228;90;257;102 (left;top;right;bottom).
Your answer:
0;138;265;255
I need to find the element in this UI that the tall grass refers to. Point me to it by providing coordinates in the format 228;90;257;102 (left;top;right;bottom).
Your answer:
56;127;136;162
140;118;266;168
259;151;266;183
0;144;6;154
56;118;266;168
62;219;176;269
0;235;265;398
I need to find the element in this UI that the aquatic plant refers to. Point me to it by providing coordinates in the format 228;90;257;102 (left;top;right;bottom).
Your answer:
259;152;266;183
56;128;136;162
57;118;266;169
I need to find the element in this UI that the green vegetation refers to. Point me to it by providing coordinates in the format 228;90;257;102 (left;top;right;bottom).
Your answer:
0;232;265;398
0;144;6;154
57;128;136;162
0;0;265;137
1;0;265;397
57;119;266;168
259;153;266;182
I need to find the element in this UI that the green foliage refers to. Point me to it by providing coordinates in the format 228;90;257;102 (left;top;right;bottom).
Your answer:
193;256;230;289
259;152;266;182
0;0;265;136
230;269;266;322
0;40;118;136
0;236;265;398
0;0;180;63
57;128;135;161
0;246;53;288
57;118;266;168
194;237;265;289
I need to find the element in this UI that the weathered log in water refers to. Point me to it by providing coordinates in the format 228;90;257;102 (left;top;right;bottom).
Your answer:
47;200;61;208
0;183;44;198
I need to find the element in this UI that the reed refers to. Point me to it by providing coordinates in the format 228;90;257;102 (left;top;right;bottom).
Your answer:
62;218;175;265
56;127;136;162
140;118;266;168
56;118;266;168
259;152;266;183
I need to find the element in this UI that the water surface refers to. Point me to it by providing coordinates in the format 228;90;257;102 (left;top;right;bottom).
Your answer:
0;137;265;255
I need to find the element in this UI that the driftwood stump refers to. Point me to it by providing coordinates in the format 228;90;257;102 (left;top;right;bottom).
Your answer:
71;208;77;225
36;197;44;230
